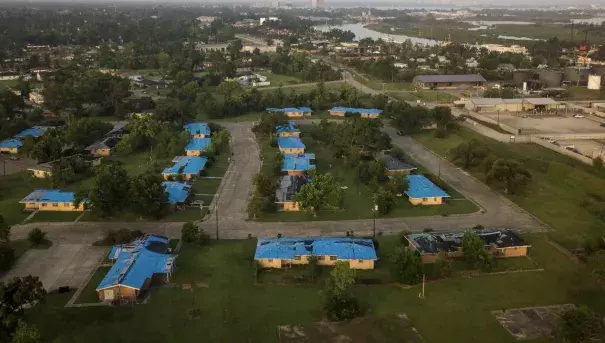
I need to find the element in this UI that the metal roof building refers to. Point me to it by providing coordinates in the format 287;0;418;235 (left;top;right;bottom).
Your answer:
184;122;211;137
282;153;315;173
184;138;212;152
162;156;208;179
15;127;48;138
0;138;23;149
276;121;301;135
162;181;192;204
277;137;305;150
381;155;416;173
255;237;378;261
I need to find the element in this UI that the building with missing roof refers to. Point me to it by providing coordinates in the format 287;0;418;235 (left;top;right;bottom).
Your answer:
276;175;309;211
267;107;312;117
407;229;531;262
254;237;378;269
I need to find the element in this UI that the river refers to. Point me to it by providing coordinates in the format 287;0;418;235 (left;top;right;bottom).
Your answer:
313;23;440;46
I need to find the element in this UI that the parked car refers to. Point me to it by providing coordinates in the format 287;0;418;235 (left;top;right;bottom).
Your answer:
574;114;585;118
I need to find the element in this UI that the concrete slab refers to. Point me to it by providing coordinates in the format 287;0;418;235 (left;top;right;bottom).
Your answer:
481;112;605;135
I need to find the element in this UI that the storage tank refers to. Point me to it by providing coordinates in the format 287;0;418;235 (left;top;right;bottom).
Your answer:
591;65;605;85
588;75;601;90
563;66;590;86
537;69;563;88
512;69;532;86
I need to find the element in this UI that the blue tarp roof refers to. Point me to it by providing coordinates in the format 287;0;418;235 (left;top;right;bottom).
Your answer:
15;127;48;138
184;138;211;151
330;107;383;115
405;175;450;199
282;154;316;172
162;156;208;175
97;235;176;291
162;181;192;204
277;137;305;150
20;189;76;203
266;107;312;113
184;122;211;136
255;237;378;260
0;138;23;149
276;121;300;134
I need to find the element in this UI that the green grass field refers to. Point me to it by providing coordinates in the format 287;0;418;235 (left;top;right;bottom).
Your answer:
265;73;302;86
412;127;605;248
28;211;83;223
258;125;477;221
24;234;605;343
75;266;111;304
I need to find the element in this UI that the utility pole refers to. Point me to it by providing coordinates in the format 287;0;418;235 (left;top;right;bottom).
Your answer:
215;192;220;240
372;201;378;237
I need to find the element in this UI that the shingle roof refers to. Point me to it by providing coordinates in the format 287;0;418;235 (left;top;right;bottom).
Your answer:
85;137;118;150
381;155;416;172
162;156;208;175
162;181;191;204
20;189;76;203
282;154;315;172
97;235;176;291
405;175;450;199
277;137;305;150
184;138;211;151
14;127;48;138
184;122;211;136
415;74;486;83
0;138;23;149
255;237;378;260
329;107;383;115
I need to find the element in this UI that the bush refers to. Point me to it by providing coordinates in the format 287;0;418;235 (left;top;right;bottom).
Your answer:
198;229;211;247
27;228;47;246
181;222;200;243
0;244;15;271
323;293;362;321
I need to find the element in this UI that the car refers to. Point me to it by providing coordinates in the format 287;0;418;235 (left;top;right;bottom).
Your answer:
9;156;19;161
396;130;404;136
574;114;585;118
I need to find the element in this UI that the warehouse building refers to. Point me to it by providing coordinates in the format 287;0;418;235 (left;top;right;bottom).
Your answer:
412;74;486;89
465;98;560;112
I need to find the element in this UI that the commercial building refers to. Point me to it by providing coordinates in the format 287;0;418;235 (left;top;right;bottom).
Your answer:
0;138;23;154
282;153;315;175
85;137;118;157
254;237;378;269
412;74;486;89
276;121;301;137
184;138;212;156
14;127;48;139
406;229;531;262
267;107;313;117
96;235;177;303
404;174;450;205
277;137;305;154
184;122;211;138
276;175;309;211
381;155;416;174
465;97;560;113
20;189;85;211
162;156;208;180
328;107;383;118
311;0;324;8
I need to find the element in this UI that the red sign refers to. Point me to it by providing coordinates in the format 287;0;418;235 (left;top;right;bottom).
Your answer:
580;44;588;51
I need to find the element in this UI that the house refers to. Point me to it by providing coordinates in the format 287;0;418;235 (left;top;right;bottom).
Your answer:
27;155;102;179
412;74;486;89
184;138;212;156
14;127;48;139
0;71;20;81
381;155;416;174
276;121;301;137
328;107;383;118
276;175;309;211
407;229;531;262
184;122;211;138
85;137;118;157
0;138;23;154
162;156;208;180
404;174;450;205
277;137;305;154
282;153;315;175
96;235;177;303
254;237;378;269
106;122;128;137
267;107;313;117
162;181;192;208
20;189;85;211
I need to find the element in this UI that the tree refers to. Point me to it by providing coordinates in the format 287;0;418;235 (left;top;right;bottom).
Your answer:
294;170;343;216
129;169;169;218
450;140;489;169
374;187;395;215
181;222;200;243
329;261;356;295
485;159;532;194
0;215;10;242
10;321;41;343
390;246;423;284
65;118;112;148
86;164;130;217
247;193;265;220
0;276;46;340
461;231;489;267
555;306;603;343
587;250;605;284
322;261;360;321
356;160;386;186
0;245;15;271
252;112;289;138
27;229;46;246
29;129;64;163
431;106;459;136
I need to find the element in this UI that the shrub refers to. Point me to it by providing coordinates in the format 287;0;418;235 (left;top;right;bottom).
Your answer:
323;293;362;321
197;229;211;247
27;228;47;246
0;244;15;271
181;222;200;243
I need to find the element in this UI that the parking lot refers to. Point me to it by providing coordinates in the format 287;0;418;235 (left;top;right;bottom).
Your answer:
0;154;37;175
481;112;605;135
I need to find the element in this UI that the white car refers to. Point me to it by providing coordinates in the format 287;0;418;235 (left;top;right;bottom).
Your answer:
574;114;585;118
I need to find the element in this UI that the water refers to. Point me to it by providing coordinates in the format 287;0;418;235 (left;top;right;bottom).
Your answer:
314;23;440;46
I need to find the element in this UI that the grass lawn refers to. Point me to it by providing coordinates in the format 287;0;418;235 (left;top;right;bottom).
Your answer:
565;86;605;101
258;125;477;222
0;79;20;90
28;211;83;223
265;73;302;86
0;172;52;225
75;266;111;304
24;233;605;343
412;127;605;248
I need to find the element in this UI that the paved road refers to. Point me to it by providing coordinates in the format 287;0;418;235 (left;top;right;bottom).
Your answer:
260;80;343;90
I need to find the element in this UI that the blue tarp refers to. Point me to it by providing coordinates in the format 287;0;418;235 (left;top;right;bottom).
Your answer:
329;107;383;115
184;122;211;136
162;181;191;204
184;138;211;152
277;137;305;150
20;189;76;203
162;156;208;175
275;121;300;134
282;154;315;172
0;138;23;149
97;235;176;291
14;127;48;138
405;175;450;199
255;237;378;260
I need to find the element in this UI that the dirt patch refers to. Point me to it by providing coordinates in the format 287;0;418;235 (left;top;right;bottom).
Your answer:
277;314;423;343
491;304;575;340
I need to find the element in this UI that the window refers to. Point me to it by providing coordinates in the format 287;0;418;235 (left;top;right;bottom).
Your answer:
329;256;337;261
422;198;428;201
267;259;273;262
294;256;301;260
52;203;59;207
64;203;70;207
317;256;325;261
41;203;47;207
358;260;363;263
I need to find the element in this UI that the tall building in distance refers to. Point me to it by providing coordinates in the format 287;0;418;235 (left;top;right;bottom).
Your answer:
311;0;324;9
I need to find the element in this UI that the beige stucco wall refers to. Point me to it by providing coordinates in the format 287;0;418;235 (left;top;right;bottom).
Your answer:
90;149;111;157
277;132;300;137
31;169;51;178
186;150;204;156
256;256;374;269
24;201;85;211
279;147;305;154
408;196;445;205
0;147;20;154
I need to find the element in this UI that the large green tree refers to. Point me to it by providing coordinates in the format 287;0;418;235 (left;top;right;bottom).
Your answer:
0;276;46;341
29;129;64;163
294;171;343;216
555;306;603;343
450;139;490;169
85;164;130;217
461;231;490;267
65;118;112;148
0;215;10;243
129;169;169;218
390;246;423;284
485;159;532;194
322;261;361;321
